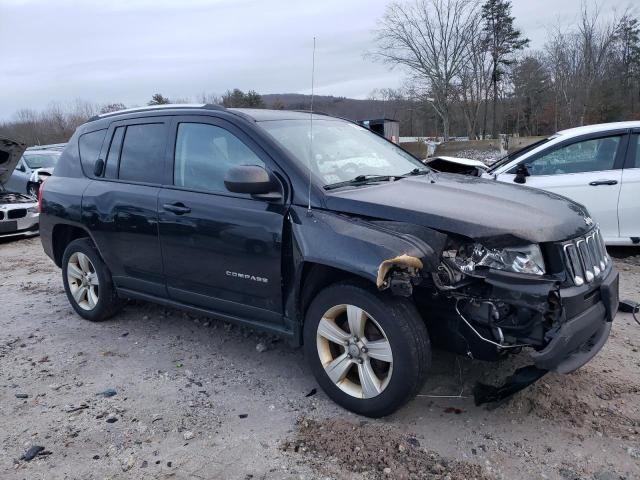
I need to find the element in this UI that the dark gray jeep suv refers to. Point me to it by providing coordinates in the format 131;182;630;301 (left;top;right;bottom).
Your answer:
39;105;618;417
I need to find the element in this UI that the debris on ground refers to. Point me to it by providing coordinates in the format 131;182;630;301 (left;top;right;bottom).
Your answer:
283;418;494;480
20;446;45;461
96;388;117;398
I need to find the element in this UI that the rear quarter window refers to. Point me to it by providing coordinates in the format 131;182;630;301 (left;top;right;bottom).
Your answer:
78;129;107;177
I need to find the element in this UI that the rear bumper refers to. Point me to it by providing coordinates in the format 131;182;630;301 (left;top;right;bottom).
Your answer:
530;267;618;373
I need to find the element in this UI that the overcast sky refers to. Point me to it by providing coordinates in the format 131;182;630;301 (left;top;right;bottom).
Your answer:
0;0;634;120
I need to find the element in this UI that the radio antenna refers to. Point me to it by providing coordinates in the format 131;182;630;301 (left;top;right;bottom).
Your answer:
307;36;316;215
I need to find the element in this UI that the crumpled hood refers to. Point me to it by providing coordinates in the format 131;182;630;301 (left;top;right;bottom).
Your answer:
0;137;27;186
324;172;593;246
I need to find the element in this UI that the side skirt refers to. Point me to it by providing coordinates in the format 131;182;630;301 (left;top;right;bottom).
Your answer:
116;287;297;343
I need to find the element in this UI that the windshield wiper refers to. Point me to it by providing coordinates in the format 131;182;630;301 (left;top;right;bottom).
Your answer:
403;167;430;176
324;175;398;191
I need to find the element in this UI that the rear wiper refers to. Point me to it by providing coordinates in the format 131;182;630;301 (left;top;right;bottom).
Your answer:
324;175;398;191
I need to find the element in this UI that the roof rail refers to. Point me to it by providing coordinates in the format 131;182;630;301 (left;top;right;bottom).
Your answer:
26;143;67;151
88;103;225;121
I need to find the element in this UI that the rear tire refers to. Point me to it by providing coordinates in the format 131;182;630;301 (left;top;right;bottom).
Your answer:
303;281;430;417
62;238;123;321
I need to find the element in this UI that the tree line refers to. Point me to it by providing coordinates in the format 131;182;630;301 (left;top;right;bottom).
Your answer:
372;0;640;140
1;0;638;146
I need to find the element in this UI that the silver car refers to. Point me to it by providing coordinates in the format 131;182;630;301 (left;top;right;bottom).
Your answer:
5;147;62;197
0;138;39;238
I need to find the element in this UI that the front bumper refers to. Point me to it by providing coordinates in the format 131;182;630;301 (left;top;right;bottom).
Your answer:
530;266;618;373
0;209;39;238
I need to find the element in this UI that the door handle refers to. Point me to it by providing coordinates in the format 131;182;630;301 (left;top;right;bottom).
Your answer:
163;203;191;215
589;180;618;186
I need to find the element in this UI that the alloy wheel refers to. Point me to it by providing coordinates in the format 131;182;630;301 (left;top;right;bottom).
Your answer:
67;252;100;311
316;304;393;399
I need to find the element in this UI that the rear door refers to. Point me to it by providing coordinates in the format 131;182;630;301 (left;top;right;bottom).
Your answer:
158;116;287;326
496;132;628;241
618;131;640;241
82;119;170;296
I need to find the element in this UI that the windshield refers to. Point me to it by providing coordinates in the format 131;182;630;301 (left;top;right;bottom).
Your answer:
259;119;425;186
23;153;60;169
486;137;554;173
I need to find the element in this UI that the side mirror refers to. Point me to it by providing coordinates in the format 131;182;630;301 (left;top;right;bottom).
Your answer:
224;165;281;199
94;158;105;177
17;163;26;172
514;164;530;184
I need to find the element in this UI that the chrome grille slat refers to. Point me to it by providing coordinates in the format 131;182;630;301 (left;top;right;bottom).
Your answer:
562;227;609;286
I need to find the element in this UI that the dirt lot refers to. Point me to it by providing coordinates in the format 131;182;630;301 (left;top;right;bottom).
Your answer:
1;237;639;480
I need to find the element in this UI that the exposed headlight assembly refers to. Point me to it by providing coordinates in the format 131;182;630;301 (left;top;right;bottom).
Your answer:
448;243;545;276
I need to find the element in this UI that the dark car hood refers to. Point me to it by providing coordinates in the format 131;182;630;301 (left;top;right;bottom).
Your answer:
324;173;592;246
0;137;27;187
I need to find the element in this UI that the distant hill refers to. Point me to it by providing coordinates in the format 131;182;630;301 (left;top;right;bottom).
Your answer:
261;94;402;121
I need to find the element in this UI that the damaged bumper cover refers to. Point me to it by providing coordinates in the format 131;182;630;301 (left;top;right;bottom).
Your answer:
529;267;618;373
475;265;618;374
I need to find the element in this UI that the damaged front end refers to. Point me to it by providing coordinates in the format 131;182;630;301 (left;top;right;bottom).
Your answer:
289;207;617;405
420;230;618;404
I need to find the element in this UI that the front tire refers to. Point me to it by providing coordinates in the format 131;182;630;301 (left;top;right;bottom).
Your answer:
303;281;431;417
62;238;123;321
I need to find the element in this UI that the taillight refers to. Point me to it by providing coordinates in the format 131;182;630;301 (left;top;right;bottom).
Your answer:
37;179;46;213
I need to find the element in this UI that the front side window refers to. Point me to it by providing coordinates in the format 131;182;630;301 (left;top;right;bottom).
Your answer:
174;123;265;193
516;135;622;176
259;119;424;186
118;123;166;183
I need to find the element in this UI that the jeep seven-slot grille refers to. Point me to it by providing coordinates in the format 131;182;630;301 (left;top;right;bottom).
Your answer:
563;228;609;286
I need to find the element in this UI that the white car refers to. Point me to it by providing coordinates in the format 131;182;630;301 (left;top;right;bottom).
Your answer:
0;138;39;238
426;122;640;246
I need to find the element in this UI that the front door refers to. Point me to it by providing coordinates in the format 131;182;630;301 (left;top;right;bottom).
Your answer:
158;117;286;325
497;133;628;241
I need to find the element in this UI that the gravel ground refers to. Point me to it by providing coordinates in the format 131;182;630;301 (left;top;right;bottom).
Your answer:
1;237;639;480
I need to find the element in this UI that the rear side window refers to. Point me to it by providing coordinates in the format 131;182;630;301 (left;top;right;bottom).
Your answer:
633;134;640;169
118;123;166;184
78;129;107;176
104;126;125;179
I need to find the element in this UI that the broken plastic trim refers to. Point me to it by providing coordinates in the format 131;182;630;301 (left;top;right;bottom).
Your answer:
376;254;423;289
473;365;548;406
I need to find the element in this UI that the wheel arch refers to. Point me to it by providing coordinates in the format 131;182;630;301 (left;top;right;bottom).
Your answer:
51;224;94;267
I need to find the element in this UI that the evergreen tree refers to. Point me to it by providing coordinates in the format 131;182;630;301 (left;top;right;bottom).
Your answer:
147;93;171;105
481;0;529;138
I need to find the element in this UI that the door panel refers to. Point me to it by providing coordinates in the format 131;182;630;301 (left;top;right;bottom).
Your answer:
497;134;627;241
5;160;28;193
83;181;164;295
618;168;640;239
497;170;622;240
159;188;284;320
158;117;286;324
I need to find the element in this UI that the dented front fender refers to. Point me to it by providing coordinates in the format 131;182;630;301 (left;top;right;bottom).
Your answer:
289;206;447;291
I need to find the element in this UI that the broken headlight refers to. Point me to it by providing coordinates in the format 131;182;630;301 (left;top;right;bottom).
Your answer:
448;243;545;276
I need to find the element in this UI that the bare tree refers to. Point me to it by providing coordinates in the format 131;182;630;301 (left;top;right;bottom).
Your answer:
459;11;492;139
372;0;478;140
